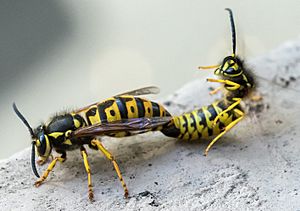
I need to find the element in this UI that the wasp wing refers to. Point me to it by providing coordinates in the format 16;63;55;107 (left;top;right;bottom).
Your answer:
73;86;160;113
113;86;160;97
71;116;172;138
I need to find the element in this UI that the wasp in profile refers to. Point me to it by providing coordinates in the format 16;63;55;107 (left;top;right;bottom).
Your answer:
13;86;171;201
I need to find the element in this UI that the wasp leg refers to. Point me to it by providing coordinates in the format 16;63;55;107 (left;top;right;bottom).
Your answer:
198;65;220;70
205;108;244;156
36;155;54;166
209;86;223;95
80;146;94;201
34;152;66;187
91;139;129;198
213;98;241;127
207;78;241;91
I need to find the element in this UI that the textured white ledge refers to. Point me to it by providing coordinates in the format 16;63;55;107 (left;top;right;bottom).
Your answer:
1;39;300;210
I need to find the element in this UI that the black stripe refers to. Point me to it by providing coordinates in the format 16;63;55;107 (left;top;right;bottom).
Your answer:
98;100;114;122
135;97;145;117
207;105;218;121
151;102;160;117
182;115;188;133
197;108;207;127
217;100;227;110
86;107;97;125
114;97;128;119
208;128;213;136
161;120;181;138
183;115;191;139
190;113;196;129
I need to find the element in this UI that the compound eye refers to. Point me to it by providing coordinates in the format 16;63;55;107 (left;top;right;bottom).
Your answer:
39;134;46;144
225;67;235;75
37;134;47;155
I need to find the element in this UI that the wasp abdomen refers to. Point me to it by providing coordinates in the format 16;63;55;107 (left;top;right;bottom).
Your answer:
161;100;242;141
84;96;171;137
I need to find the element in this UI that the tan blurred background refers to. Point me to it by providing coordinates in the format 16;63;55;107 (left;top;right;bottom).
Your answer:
1;0;299;159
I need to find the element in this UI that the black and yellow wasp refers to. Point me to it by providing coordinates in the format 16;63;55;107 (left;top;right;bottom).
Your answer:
102;8;256;156
13;86;171;201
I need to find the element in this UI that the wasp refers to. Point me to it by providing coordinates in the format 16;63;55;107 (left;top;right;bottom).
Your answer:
105;8;256;156
13;86;171;201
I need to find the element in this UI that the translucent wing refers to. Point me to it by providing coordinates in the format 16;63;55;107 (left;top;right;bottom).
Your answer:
73;86;160;113
114;86;160;97
71;116;172;138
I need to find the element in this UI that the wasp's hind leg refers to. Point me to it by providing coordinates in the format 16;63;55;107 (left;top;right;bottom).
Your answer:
90;139;129;198
212;98;242;127
80;146;94;201
205;108;244;156
34;151;66;187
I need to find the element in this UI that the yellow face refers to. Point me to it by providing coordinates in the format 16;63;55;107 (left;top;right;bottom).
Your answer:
215;56;243;78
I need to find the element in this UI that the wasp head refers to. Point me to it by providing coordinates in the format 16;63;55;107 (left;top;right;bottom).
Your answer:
34;125;53;163
214;55;244;78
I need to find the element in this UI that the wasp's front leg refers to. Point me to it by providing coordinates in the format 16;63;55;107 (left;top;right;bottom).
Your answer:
34;151;66;187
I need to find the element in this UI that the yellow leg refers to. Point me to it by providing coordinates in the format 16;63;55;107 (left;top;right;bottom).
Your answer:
36;155;54;166
213;98;242;126
198;65;220;70
34;155;66;187
80;146;94;201
209;86;223;95
205;109;244;156
91;139;129;198
207;78;240;91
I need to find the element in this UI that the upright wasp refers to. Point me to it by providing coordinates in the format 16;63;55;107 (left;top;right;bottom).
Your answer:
13;86;171;201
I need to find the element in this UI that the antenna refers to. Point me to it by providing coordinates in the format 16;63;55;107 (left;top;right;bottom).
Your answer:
225;8;236;55
13;103;40;178
31;141;40;178
12;103;34;138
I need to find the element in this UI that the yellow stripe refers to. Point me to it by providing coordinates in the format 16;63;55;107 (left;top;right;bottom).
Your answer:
125;96;139;118
143;100;153;118
63;139;72;145
44;135;51;156
178;116;186;135
88;105;101;125
222;62;229;70
73;118;81;128
48;132;64;139
159;104;166;117
106;101;121;122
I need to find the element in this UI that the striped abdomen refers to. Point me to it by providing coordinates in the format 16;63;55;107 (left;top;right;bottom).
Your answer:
161;100;242;140
84;95;171;137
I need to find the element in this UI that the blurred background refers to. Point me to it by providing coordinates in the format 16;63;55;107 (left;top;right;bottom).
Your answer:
1;0;299;159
